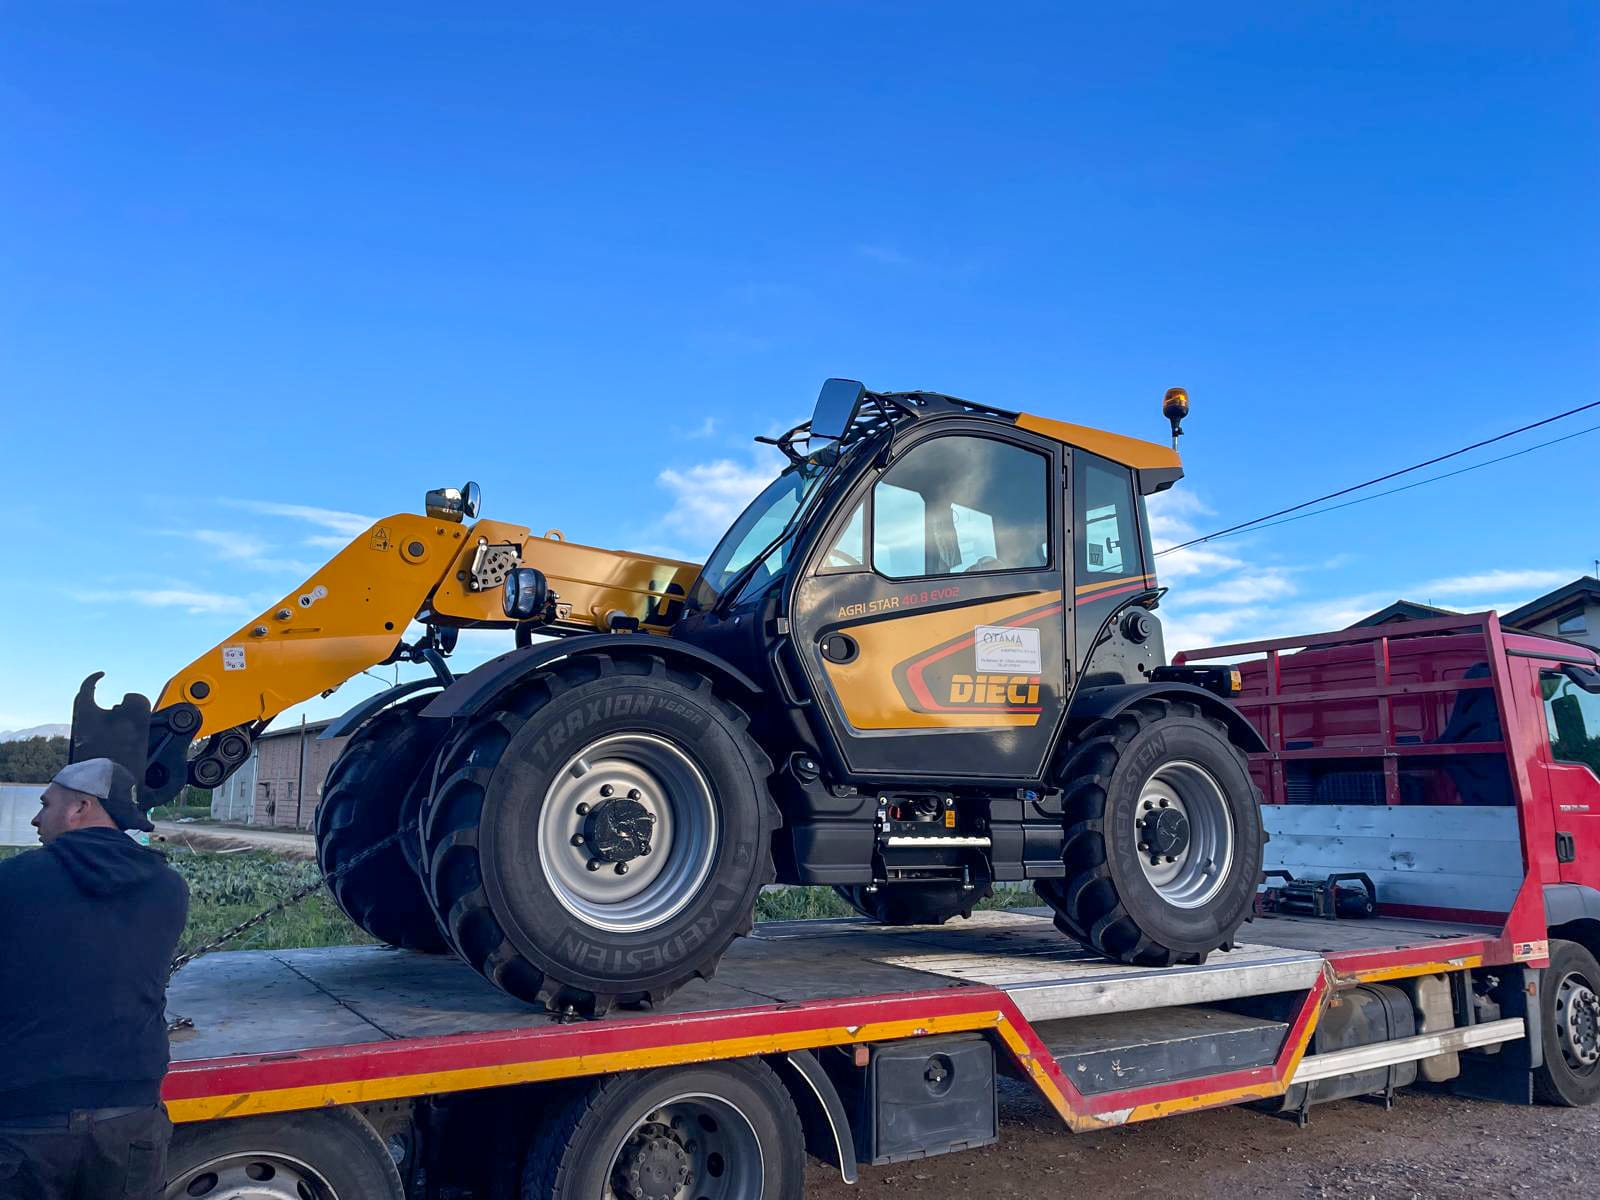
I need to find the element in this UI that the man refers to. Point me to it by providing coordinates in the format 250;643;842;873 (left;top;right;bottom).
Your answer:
0;759;189;1200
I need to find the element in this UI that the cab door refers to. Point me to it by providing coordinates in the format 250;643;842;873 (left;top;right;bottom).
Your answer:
788;423;1070;783
1532;661;1600;891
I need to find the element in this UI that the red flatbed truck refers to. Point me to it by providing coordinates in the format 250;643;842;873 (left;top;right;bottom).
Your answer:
156;614;1600;1199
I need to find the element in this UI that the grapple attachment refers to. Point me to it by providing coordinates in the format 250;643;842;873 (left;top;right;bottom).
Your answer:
71;673;203;811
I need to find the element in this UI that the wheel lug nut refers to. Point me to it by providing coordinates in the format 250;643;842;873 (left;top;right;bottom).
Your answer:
1138;842;1148;852
1142;801;1153;810
1159;798;1169;808
586;859;601;871
615;862;629;875
628;788;641;800
600;784;614;797
575;802;590;816
1165;855;1176;863
571;834;585;846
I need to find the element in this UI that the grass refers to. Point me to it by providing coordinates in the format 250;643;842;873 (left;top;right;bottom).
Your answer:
0;843;1041;960
0;844;370;957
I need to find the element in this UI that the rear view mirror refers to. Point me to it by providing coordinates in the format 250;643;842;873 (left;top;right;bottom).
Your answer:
810;378;866;443
1562;664;1600;693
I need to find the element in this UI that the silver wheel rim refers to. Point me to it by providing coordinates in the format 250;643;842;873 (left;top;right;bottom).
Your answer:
166;1151;338;1199
1554;969;1600;1073
1133;759;1235;908
538;733;719;933
604;1093;765;1200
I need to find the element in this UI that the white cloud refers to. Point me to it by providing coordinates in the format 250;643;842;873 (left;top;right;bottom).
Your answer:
656;451;784;550
74;588;256;616
1412;568;1571;599
221;499;374;536
303;534;353;550
172;529;318;577
676;416;718;439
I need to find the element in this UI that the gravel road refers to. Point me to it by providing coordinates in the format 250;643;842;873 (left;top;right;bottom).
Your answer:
804;1077;1598;1198
152;820;316;859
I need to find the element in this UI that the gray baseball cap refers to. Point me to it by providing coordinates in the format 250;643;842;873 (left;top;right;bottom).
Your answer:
51;758;154;833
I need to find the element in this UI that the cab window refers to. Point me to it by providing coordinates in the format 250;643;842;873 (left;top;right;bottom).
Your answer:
869;436;1049;580
1076;453;1140;579
1542;670;1600;775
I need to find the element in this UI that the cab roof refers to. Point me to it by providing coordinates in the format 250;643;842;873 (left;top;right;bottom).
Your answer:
1013;412;1183;473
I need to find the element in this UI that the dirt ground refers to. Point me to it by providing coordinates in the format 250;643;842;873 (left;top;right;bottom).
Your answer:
803;1078;1599;1198
152;820;316;859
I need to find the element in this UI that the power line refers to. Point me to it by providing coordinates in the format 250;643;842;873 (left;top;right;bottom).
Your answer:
1163;421;1600;548
1157;399;1600;555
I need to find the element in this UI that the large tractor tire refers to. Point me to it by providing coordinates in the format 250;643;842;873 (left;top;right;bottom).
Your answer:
834;882;987;926
420;653;776;1016
1039;698;1263;967
314;695;451;954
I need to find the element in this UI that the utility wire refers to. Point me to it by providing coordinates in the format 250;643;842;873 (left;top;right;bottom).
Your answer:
1160;421;1600;550
1157;399;1600;555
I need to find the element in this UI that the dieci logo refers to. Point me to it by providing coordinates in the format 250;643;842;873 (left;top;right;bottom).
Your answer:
949;674;1041;706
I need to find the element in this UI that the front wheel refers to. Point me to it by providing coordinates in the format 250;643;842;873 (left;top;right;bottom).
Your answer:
1040;698;1264;966
420;653;776;1015
523;1060;805;1200
1534;939;1600;1106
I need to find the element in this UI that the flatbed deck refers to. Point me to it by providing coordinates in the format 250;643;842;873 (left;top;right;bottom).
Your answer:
162;908;1516;1134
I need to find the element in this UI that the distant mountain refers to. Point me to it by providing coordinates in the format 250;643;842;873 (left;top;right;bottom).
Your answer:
0;725;69;743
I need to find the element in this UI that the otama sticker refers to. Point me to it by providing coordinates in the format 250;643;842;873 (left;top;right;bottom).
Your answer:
222;646;246;671
974;625;1042;674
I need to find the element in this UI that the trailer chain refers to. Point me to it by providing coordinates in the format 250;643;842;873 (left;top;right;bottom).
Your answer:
166;823;415;983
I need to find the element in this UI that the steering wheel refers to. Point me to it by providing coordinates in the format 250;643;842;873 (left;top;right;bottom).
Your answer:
827;547;863;568
963;555;1001;573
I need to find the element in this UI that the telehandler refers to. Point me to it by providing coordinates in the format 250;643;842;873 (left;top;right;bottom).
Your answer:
73;380;1267;1015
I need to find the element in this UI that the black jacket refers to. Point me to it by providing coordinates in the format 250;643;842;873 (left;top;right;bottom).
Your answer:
0;829;189;1116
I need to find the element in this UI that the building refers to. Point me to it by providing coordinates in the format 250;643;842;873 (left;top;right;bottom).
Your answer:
0;784;43;847
210;719;349;829
1349;599;1460;627
1503;576;1600;649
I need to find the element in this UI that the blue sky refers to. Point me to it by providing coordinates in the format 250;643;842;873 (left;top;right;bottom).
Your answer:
2;3;1596;732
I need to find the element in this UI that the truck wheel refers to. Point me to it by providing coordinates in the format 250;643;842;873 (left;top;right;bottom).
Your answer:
1534;939;1600;1106
1042;698;1263;966
834;882;986;925
164;1108;403;1200
315;695;451;953
421;653;776;1015
523;1060;804;1200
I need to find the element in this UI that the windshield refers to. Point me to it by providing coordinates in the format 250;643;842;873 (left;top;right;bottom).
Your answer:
690;462;826;609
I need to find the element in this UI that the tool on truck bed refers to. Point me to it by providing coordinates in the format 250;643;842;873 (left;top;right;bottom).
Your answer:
75;380;1268;1015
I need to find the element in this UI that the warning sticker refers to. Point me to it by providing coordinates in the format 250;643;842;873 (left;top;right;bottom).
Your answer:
974;625;1041;674
222;646;247;672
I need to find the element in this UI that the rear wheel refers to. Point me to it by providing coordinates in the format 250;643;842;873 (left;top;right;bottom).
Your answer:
1534;939;1600;1106
315;695;450;954
420;654;776;1015
523;1060;804;1200
834;882;987;926
163;1108;403;1200
1039;698;1263;966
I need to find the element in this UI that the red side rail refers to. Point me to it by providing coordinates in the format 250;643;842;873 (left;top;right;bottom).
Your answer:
1174;612;1512;807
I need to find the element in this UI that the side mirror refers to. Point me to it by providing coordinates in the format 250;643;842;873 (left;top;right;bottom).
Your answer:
810;378;867;444
1562;664;1600;693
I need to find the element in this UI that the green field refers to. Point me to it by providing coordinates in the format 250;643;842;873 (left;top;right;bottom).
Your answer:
1;844;1040;962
